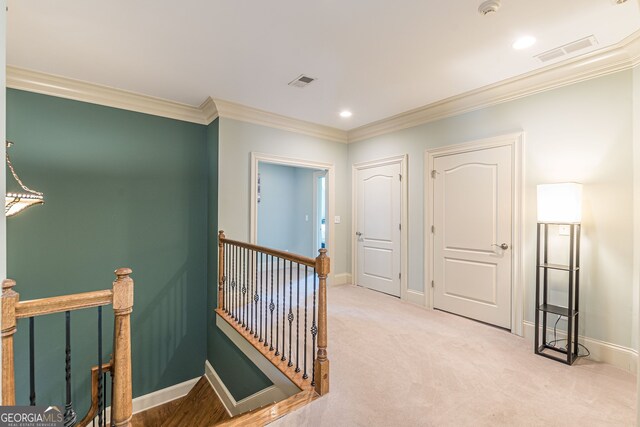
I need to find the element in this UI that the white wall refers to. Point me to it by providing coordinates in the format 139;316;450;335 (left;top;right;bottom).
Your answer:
349;70;634;349
218;117;350;274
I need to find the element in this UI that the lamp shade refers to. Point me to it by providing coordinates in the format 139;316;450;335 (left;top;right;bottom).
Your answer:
537;183;582;223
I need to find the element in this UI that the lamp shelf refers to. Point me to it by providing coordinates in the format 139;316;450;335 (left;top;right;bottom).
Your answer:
534;222;581;365
537;263;579;272
537;304;577;318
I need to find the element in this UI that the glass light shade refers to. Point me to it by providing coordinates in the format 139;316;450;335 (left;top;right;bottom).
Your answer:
537;183;582;223
5;192;44;217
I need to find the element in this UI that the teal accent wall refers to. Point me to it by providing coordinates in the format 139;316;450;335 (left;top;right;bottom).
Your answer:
6;89;209;415
205;119;273;400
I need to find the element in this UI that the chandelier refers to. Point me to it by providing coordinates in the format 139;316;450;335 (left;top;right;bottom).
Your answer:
5;140;44;217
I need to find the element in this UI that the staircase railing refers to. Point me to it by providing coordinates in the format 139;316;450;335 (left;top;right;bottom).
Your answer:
217;231;330;396
1;268;134;427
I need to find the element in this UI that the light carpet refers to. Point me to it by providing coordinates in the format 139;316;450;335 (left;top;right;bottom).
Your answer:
271;283;636;427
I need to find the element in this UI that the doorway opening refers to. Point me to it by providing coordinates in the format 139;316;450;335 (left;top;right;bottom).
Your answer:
250;153;335;278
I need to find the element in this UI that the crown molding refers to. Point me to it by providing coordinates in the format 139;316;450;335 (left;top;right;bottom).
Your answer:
7;28;640;144
212;98;348;143
347;30;640;143
6;66;214;125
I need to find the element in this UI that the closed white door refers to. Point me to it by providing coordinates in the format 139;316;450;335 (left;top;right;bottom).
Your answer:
432;145;512;329
356;162;402;297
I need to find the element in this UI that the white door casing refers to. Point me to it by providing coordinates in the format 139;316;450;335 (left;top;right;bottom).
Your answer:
353;157;405;297
426;133;524;335
250;152;335;282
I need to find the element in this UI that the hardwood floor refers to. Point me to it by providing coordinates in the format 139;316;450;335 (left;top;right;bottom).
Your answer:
130;377;230;427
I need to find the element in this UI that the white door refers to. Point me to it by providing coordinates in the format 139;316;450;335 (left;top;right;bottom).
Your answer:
356;162;402;297
432;145;512;329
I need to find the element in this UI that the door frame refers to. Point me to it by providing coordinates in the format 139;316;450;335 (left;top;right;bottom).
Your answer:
250;152;335;281
312;170;327;255
425;133;525;336
351;155;409;301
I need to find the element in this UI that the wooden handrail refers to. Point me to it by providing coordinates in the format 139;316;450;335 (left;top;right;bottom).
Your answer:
16;289;113;319
1;268;134;427
219;235;317;267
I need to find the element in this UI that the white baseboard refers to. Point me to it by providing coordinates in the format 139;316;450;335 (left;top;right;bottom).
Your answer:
522;320;638;374
205;360;285;417
404;289;425;307
334;273;352;285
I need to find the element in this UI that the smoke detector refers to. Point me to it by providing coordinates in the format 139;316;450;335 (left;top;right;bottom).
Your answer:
288;74;317;88
478;0;501;15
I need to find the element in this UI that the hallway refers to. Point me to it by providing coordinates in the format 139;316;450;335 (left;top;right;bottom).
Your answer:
272;283;636;426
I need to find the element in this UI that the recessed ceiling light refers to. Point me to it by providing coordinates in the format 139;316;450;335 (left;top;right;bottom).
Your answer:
513;36;536;50
340;111;352;118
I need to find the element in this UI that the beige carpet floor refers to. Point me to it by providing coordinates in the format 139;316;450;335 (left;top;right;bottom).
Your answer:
271;283;637;427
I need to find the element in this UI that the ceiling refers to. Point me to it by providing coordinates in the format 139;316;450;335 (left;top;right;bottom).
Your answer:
6;0;640;130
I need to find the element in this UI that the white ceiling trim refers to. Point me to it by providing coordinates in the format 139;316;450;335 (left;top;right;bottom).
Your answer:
6;29;640;144
213;98;348;143
6;66;214;125
347;30;640;143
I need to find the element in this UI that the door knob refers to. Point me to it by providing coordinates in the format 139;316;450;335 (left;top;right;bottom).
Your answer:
492;243;509;250
356;232;363;237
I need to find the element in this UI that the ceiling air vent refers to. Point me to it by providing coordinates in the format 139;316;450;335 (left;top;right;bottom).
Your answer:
288;74;317;88
535;35;598;63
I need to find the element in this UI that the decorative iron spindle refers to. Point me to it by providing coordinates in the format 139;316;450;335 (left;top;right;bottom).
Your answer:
311;269;318;386
98;306;104;427
295;263;300;373
281;258;286;362
269;255;275;351
64;311;76;427
242;248;247;328
275;257;281;357
303;265;309;379
254;251;259;339
29;317;35;406
255;252;264;342
288;260;294;367
234;245;239;319
103;372;107;427
260;254;269;347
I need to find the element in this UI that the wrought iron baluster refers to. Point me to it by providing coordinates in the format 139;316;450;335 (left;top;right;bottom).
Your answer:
303;265;309;380
64;311;76;426
281;258;286;362
295;263;301;373
29;317;35;406
255;251;260;339
234;245;239;321
255;252;264;342
288;260;294;367
262;253;267;346
103;372;107;427
269;255;275;351
275;257;280;357
242;248;247;328
311;269;317;386
98;306;104;427
224;243;229;313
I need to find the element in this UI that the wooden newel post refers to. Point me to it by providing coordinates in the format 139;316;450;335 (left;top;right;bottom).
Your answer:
314;249;330;396
1;279;18;405
218;230;226;311
112;268;134;427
